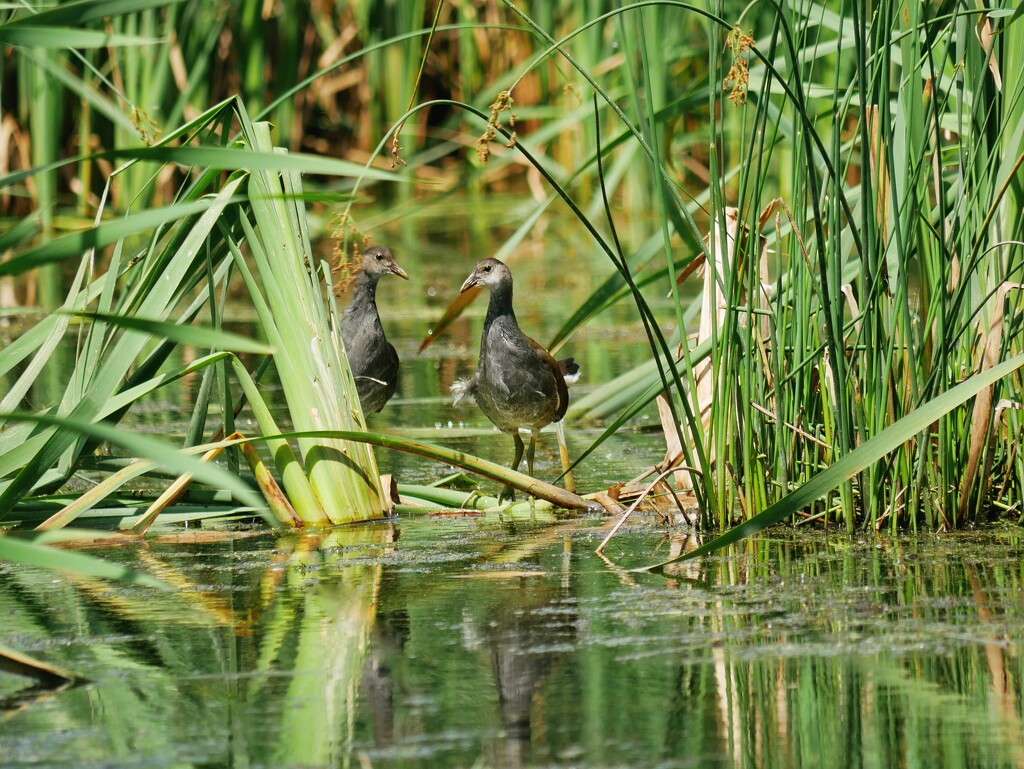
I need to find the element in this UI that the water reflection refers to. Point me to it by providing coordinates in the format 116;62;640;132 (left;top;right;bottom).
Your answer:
2;525;1024;769
357;573;578;769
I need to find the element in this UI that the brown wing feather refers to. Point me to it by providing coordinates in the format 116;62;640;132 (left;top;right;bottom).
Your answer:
527;336;570;423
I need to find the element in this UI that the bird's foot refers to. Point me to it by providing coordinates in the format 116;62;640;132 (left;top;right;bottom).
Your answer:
498;484;517;504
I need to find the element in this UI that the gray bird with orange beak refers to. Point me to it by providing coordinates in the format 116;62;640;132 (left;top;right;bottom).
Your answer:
452;257;579;500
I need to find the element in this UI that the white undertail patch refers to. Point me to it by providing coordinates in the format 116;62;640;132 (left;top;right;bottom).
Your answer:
451;378;477;406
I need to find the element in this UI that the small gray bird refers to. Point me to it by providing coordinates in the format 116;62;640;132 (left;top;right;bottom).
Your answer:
341;246;409;414
452;258;579;499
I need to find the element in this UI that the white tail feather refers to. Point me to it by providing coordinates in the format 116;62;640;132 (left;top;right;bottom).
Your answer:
450;377;477;406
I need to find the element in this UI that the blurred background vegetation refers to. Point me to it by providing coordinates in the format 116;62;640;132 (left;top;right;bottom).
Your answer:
0;1;713;235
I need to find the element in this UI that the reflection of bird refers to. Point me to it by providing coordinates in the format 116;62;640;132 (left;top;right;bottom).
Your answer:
485;580;576;766
452;258;579;500
341;246;409;414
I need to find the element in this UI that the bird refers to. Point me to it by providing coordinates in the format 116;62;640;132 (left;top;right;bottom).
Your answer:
341;245;409;415
452;257;579;500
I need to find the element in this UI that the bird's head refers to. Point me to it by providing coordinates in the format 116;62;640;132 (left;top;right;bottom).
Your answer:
460;257;511;293
361;246;409;280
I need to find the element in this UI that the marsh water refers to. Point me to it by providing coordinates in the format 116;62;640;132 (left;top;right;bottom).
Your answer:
3;202;1024;768
3;524;1024;768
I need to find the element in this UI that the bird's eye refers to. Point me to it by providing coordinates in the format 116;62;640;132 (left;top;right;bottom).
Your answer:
482;265;491;273
376;253;385;261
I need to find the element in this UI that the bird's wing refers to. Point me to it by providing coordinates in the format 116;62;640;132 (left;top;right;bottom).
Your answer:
527;337;570;422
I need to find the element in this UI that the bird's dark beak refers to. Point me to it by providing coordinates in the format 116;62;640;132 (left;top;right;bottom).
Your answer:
460;272;480;293
389;262;410;280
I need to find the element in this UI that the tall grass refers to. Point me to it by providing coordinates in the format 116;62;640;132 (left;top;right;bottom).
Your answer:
698;0;1024;532
3;1;1023;536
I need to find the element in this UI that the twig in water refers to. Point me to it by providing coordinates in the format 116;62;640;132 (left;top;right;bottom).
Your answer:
595;466;699;555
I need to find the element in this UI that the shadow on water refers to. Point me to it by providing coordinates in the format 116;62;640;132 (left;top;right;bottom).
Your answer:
2;520;1024;769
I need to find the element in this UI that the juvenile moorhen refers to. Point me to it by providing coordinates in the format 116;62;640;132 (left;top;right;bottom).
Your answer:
452;258;579;499
341;246;409;414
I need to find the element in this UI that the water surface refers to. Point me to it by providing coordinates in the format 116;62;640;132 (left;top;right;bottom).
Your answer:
2;522;1023;768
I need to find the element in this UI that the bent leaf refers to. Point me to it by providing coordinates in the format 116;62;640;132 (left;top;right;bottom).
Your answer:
267;429;591;510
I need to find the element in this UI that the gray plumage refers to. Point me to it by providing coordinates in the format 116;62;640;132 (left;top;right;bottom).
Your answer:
341;246;409;414
453;258;579;498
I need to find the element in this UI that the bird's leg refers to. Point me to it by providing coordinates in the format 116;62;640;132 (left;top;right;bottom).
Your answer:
525;430;541;509
500;432;525;502
526;429;539;478
510;431;525;472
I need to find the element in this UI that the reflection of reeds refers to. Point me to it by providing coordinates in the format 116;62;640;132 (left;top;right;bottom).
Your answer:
676;533;1024;768
258;528;387;766
0;525;394;760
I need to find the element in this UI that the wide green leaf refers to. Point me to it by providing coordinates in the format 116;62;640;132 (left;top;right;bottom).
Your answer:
0;145;405;191
116;146;406;182
0;0;182;28
0;198;229;276
0;26;155;47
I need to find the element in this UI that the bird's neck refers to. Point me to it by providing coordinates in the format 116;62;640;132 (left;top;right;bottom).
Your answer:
483;281;516;329
350;271;381;312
